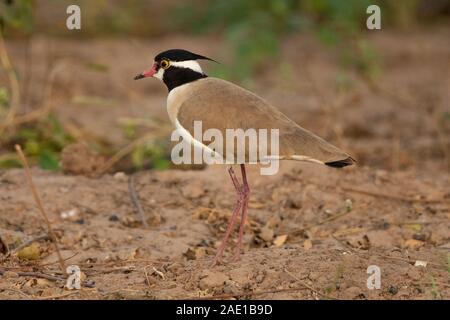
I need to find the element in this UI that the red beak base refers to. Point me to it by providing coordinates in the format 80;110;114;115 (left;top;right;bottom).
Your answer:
134;63;157;80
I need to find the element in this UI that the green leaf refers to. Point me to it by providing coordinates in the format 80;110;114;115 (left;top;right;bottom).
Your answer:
0;0;34;34
38;150;59;171
86;62;109;72
0;153;21;169
131;145;145;169
316;27;339;46
0;87;10;109
24;140;40;156
152;157;170;170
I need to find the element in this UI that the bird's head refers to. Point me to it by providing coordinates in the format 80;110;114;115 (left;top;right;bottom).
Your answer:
134;49;217;91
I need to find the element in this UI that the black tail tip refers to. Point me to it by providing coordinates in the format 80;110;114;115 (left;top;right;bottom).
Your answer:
325;156;356;168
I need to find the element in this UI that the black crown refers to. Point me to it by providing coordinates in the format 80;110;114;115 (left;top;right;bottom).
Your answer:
154;49;217;63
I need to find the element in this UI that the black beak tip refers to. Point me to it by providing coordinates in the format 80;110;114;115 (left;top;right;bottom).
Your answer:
134;74;145;80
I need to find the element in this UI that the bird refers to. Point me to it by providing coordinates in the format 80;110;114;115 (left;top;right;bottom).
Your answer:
134;49;355;266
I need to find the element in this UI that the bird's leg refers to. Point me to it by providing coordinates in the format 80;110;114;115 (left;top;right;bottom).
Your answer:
233;164;250;261
211;166;244;267
228;165;243;194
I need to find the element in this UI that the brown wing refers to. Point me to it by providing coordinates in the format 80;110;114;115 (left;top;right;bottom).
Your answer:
176;78;354;165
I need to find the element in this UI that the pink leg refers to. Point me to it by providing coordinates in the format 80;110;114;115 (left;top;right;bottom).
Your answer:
228;165;242;194
211;166;244;267
233;164;250;261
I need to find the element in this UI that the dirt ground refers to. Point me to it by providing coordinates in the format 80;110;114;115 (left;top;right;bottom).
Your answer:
0;26;449;299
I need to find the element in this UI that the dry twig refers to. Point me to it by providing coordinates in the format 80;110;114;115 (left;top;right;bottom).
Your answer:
39;251;80;267
144;265;152;287
0;288;32;299
0;269;94;288
128;174;148;228
331;236;446;270
192;286;310;300
95;133;155;175
14;145;66;273
0;32;21;135
341;186;450;204
5;234;51;258
284;268;338;300
288;203;366;236
37;291;80;300
0;61;67;131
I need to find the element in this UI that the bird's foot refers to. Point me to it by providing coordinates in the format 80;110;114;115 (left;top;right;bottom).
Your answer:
232;249;241;262
210;253;223;268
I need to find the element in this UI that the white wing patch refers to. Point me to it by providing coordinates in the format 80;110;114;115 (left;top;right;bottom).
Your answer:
290;155;324;165
174;119;220;157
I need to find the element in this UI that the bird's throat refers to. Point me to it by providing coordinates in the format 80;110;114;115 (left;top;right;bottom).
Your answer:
163;67;208;91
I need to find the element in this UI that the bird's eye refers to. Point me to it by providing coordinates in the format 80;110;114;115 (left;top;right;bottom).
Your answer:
160;59;170;69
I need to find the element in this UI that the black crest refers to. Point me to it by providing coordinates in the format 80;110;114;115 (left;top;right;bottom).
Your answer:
154;49;217;63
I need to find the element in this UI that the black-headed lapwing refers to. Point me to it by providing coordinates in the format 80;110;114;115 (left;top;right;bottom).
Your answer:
135;49;355;266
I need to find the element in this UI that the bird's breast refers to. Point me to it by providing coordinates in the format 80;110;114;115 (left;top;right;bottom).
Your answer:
167;83;188;126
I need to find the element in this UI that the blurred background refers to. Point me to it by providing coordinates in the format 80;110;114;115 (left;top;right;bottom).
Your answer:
0;0;449;174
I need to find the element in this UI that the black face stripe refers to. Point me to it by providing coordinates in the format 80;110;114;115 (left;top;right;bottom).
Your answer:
162;65;207;91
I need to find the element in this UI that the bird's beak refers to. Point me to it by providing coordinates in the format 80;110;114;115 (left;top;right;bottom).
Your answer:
134;63;157;80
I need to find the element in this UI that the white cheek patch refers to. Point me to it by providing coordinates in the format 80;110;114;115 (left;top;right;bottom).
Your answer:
171;60;203;74
154;67;164;80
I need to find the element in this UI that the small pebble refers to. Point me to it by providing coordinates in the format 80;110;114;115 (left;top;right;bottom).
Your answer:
114;172;127;181
109;215;119;222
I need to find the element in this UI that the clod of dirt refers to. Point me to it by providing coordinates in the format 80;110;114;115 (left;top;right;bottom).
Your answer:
36;278;53;287
198;271;229;290
254;271;266;284
222;280;240;295
259;226;275;242
346;234;371;250
265;215;281;229
17;243;41;260
404;239;424;250
181;181;205;199
365;230;396;248
60;208;80;221
0;236;8;254
413;260;428;267
412;233;428;242
120;216;141;228
113;172;127;182
273;234;288;247
108;214;119;221
430;225;450;245
303;239;313;250
60;142;106;175
184;247;207;260
406;267;422;281
344;286;365;299
387;285;399;295
147;212;163;227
